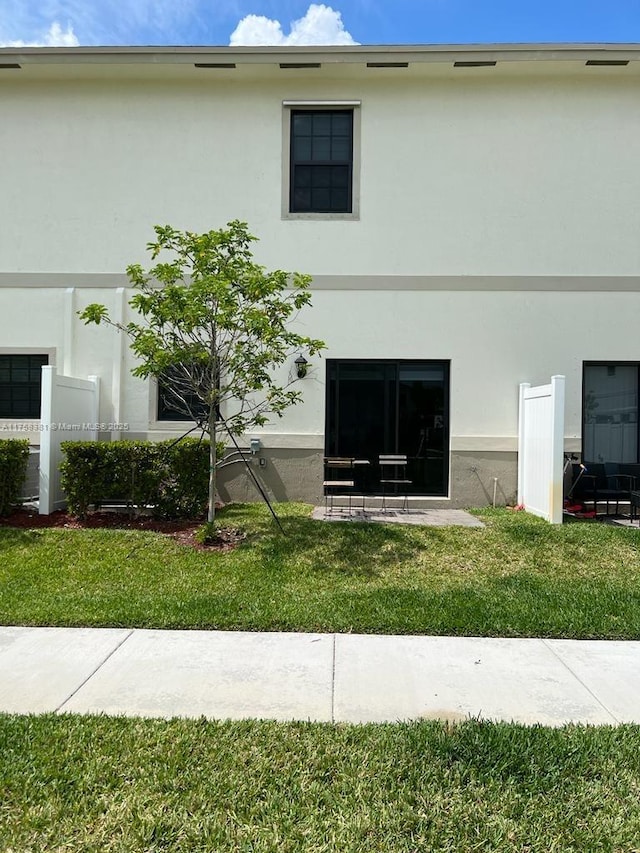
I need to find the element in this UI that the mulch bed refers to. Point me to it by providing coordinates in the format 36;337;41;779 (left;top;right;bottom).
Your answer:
0;508;245;551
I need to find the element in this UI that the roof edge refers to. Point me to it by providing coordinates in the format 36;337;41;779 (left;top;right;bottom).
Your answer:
1;43;640;65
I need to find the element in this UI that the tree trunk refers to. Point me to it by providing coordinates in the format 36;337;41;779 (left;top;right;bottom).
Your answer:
208;407;217;524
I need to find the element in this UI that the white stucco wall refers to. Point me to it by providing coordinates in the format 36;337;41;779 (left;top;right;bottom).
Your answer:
0;283;635;454
0;56;638;480
1;64;639;276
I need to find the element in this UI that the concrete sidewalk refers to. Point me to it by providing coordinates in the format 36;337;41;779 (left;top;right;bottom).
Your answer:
1;627;639;726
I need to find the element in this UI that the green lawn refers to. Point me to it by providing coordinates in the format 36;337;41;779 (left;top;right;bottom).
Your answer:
1;714;639;852
1;505;640;638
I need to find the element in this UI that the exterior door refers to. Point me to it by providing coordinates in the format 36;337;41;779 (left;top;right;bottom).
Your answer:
325;359;450;495
583;363;640;463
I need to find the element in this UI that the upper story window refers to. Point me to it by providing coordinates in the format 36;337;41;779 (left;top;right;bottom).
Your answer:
289;109;354;214
0;354;48;418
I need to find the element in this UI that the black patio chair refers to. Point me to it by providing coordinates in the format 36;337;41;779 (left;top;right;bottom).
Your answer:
323;457;359;516
379;454;412;512
572;462;634;516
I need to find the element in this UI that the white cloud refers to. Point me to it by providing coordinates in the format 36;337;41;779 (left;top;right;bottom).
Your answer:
0;0;210;47
0;20;79;47
230;3;358;46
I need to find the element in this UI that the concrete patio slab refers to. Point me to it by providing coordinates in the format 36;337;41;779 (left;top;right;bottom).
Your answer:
333;634;617;726
311;507;484;527
545;639;640;723
0;627;131;714
61;629;334;722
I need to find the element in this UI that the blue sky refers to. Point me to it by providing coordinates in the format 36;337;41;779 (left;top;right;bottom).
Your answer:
1;0;639;48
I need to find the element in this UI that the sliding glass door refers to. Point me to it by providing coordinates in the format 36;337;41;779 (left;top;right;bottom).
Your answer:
325;360;449;495
583;363;639;463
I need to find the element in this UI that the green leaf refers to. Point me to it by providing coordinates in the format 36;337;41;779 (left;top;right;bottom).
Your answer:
78;304;110;325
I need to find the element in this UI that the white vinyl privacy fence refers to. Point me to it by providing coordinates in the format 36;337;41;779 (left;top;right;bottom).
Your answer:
517;375;565;524
39;366;100;514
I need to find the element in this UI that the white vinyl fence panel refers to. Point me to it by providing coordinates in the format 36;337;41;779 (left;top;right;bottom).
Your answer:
517;375;565;524
39;366;100;514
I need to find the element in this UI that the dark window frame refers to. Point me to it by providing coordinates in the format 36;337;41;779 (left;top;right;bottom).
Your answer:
0;353;48;418
289;109;354;214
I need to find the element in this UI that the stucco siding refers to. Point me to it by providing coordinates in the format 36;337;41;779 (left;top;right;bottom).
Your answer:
1;51;639;506
1;71;639;276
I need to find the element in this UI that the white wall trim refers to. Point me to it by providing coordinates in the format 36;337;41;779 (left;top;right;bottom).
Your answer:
62;287;75;375
110;287;126;439
282;99;362;106
2;273;640;291
452;436;518;452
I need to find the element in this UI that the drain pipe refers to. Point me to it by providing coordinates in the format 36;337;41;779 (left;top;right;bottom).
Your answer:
492;477;499;508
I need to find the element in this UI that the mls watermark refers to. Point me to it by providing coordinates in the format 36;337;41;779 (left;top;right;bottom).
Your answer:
0;422;130;432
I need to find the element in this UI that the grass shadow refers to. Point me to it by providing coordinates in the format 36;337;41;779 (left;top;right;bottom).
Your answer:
264;515;447;576
0;527;45;552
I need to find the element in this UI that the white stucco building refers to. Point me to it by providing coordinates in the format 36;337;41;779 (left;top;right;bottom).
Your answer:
1;43;639;506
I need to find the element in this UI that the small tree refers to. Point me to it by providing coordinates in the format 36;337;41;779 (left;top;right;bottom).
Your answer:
80;221;325;522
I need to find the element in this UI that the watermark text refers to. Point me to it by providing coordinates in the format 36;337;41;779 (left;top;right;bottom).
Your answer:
0;422;130;432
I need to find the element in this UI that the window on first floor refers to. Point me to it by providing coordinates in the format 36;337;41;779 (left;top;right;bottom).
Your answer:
0;354;48;418
156;366;210;423
289;108;354;214
583;362;640;463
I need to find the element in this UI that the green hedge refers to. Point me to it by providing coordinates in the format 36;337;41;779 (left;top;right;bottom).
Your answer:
0;439;30;516
60;438;225;519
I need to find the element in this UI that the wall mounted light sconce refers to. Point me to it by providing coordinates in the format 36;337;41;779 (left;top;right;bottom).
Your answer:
295;354;308;379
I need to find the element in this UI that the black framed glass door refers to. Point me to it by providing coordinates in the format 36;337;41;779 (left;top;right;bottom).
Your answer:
583;362;640;463
325;360;450;495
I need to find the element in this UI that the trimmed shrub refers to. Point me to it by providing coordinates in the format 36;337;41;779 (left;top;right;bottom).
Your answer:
60;438;225;519
0;439;30;516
